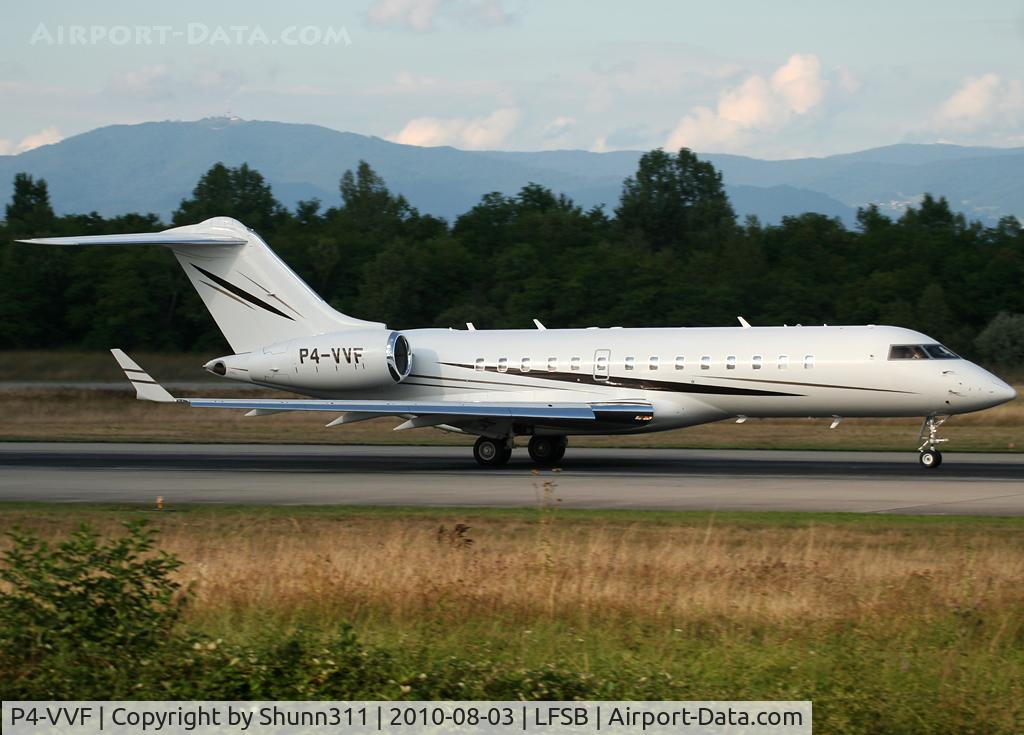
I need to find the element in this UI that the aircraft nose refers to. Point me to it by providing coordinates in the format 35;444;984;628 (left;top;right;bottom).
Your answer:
991;380;1017;405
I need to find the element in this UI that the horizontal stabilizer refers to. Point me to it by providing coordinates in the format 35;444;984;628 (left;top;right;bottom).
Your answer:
110;349;176;403
17;232;246;247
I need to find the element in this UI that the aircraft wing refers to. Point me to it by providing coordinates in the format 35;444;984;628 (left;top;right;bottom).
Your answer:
110;349;653;426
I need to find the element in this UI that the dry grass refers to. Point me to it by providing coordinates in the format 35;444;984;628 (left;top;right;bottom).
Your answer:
4;508;1023;639
0;386;1021;450
3;506;1022;731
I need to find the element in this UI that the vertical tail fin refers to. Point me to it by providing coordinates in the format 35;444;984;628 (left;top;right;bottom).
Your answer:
20;217;384;352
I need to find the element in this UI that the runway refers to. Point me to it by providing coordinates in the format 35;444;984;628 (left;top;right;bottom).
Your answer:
1;442;1022;515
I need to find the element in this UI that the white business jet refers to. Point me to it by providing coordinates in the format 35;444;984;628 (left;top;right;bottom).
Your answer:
21;217;1016;468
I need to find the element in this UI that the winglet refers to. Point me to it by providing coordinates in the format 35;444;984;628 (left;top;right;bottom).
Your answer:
110;349;176;403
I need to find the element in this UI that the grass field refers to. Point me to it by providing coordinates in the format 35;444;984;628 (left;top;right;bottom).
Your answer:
1;504;1023;732
0;385;1020;451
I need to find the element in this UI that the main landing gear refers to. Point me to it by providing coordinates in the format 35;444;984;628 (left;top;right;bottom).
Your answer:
918;415;949;469
527;435;567;466
472;435;568;468
473;436;513;468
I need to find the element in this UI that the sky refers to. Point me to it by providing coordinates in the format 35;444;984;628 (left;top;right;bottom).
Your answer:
1;0;1022;159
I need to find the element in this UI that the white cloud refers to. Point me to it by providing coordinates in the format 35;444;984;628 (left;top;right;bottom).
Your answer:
367;0;512;32
936;73;1024;131
718;76;776;128
770;53;824;114
666;53;828;152
0;126;63;154
391;107;520;149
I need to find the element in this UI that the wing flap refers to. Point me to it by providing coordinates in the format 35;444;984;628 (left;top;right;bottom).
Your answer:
182;397;604;421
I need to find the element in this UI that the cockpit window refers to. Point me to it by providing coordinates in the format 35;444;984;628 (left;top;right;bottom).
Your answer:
888;344;959;360
922;344;958;359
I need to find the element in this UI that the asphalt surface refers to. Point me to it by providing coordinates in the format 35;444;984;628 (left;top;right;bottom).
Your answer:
1;443;1022;515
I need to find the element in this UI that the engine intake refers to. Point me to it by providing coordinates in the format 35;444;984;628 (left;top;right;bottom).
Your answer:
386;332;412;382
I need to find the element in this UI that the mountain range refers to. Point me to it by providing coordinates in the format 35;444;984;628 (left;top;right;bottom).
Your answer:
1;117;1022;227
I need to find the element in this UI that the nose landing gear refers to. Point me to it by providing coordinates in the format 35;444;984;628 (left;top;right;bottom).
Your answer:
918;415;949;468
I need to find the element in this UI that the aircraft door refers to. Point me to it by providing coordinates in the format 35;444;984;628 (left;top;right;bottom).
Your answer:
594;349;610;381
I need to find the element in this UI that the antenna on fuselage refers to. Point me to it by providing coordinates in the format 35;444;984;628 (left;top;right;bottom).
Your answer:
737;316;751;328
533;319;546;330
466;322;476;330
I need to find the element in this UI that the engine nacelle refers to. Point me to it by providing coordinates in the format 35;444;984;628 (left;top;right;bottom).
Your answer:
205;329;412;391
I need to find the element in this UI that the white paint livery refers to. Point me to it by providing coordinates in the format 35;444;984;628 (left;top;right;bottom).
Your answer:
22;217;1016;468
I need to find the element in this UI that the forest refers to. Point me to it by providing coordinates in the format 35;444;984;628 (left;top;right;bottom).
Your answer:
1;148;1022;367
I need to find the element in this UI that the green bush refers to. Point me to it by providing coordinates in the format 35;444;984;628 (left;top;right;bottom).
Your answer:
159;624;399;699
0;521;185;697
0;523;403;699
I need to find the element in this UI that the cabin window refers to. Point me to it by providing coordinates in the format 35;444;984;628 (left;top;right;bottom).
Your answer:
474;358;485;372
726;355;736;370
624;356;636;371
497;357;508;373
547;357;558;372
889;344;959;360
804;354;815;369
777;354;789;370
649;356;659;371
674;355;685;370
570;356;582;371
521;357;531;373
700;355;711;370
752;355;763;370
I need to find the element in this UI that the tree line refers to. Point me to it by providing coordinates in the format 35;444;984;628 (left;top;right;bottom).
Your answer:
1;149;1022;367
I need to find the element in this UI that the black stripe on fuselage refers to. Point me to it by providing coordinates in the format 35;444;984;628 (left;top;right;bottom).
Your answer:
708;375;916;394
191;264;294;320
408;372;594;392
437;362;802;397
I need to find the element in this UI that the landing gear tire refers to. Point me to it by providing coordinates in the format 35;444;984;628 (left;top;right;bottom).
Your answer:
474;437;511;468
528;435;566;466
919;450;943;469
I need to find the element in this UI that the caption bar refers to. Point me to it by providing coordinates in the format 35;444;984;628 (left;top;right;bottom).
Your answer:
4;702;810;735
